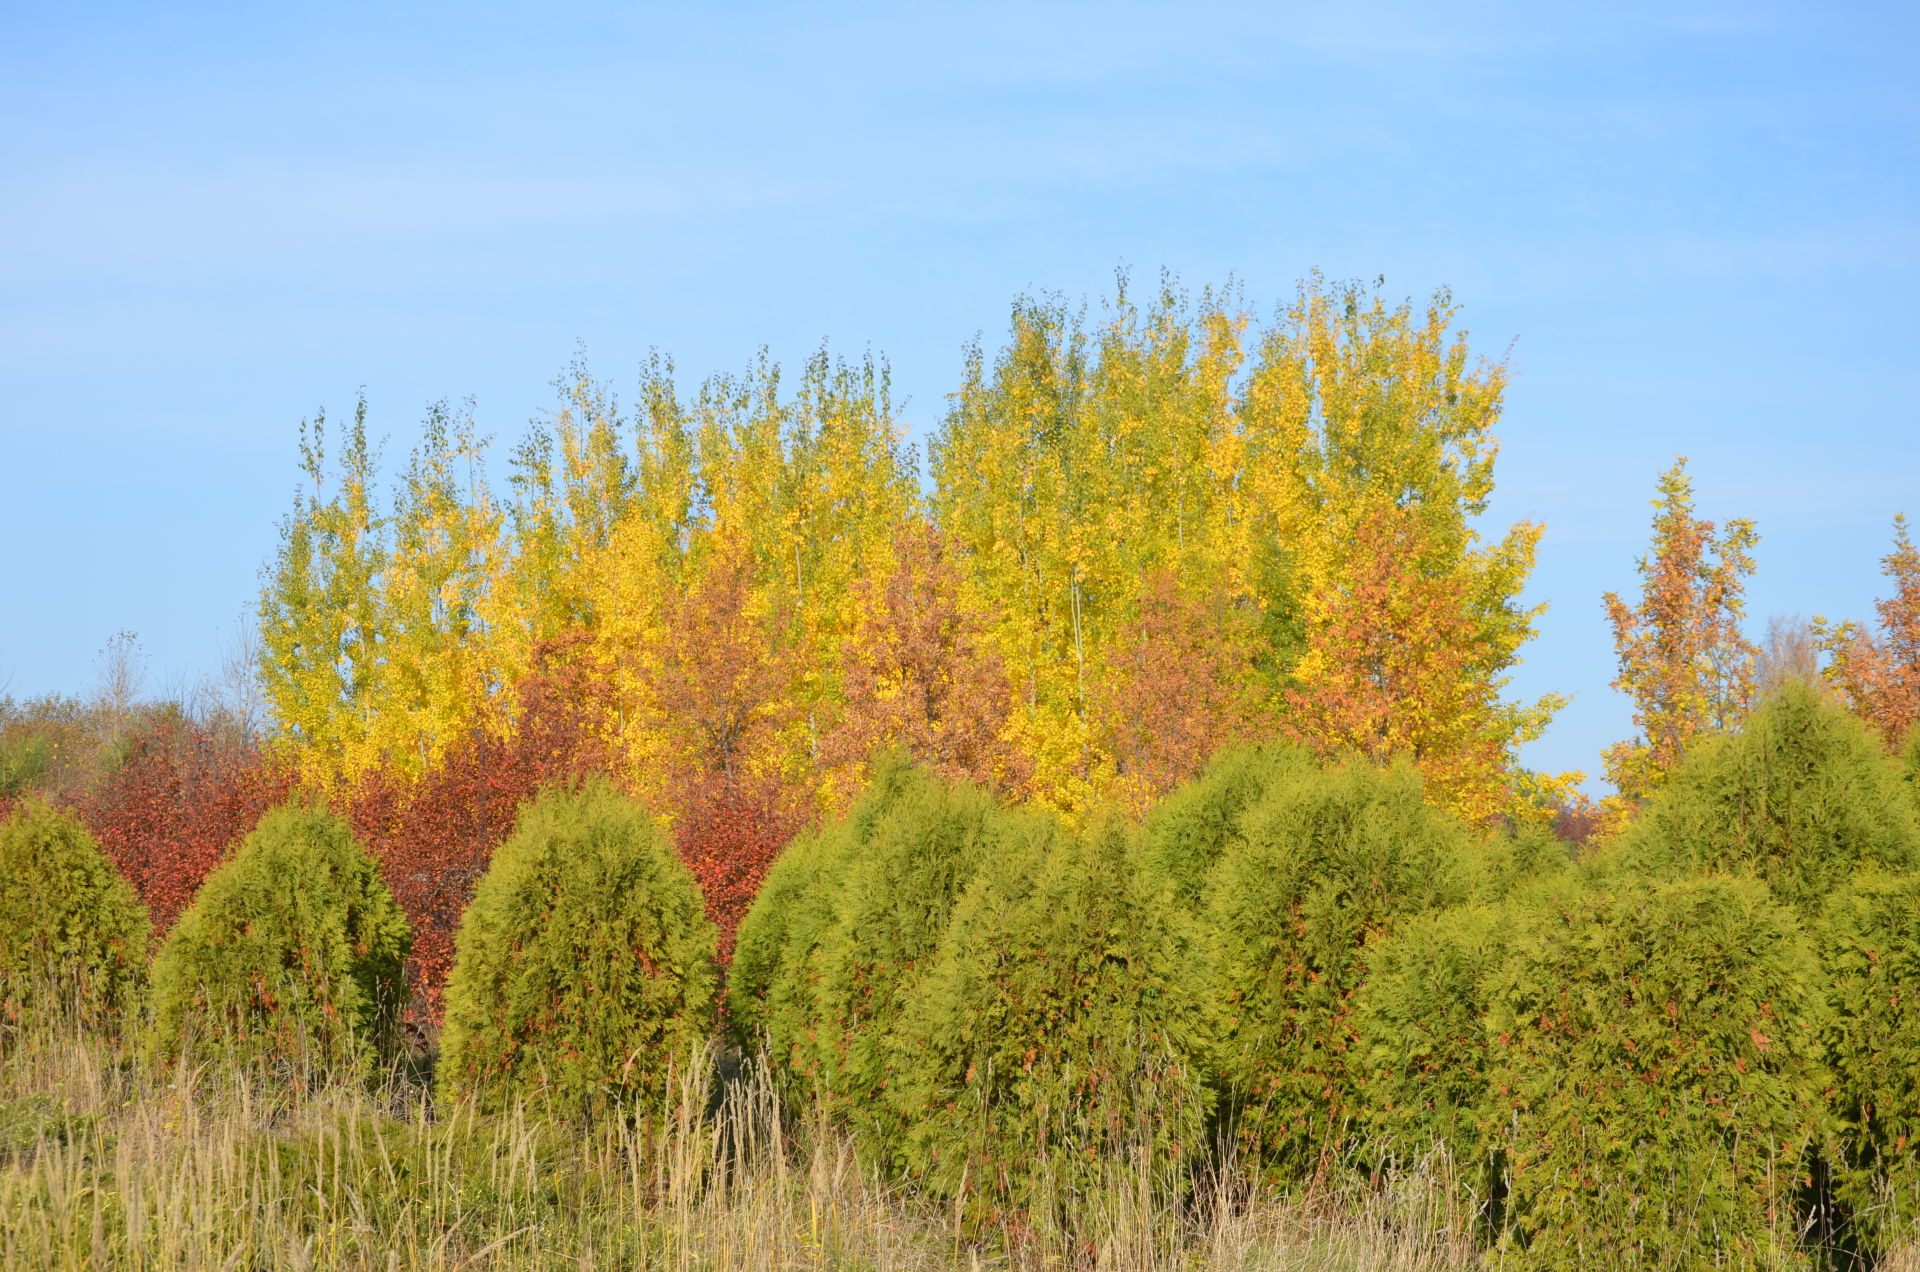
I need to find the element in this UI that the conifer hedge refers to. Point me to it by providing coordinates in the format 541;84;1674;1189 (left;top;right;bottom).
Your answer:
1353;902;1512;1202
1206;756;1469;1177
0;799;150;1026
437;780;717;1119
1623;681;1920;912
1903;727;1920;807
728;756;915;1051
1140;744;1305;910
148;803;410;1076
796;768;1012;1150
1816;870;1920;1254
1485;875;1827;1270
1461;821;1574;905
890;820;1216;1242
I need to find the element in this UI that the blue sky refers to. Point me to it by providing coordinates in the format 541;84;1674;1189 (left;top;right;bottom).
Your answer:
2;1;1914;786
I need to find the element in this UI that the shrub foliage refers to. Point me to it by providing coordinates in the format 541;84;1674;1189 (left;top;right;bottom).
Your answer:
1816;870;1920;1254
1139;743;1305;910
148;803;411;1075
1485;875;1827;1270
437;780;718;1119
1622;680;1920;912
0;799;150;1026
891;819;1217;1242
1206;755;1469;1177
785;768;1012;1149
729;757;917;1051
77;715;291;936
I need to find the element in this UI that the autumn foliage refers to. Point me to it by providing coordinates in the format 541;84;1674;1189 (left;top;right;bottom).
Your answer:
75;715;292;935
1602;458;1759;810
1820;515;1920;753
346;636;608;1020
671;771;796;967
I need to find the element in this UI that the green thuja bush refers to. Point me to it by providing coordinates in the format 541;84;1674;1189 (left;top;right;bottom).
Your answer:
148;803;409;1077
1462;821;1575;905
1206;755;1469;1179
1903;727;1920;809
0;798;150;1027
437;780;717;1119
1485;875;1828;1271
797;768;1013;1152
1353;902;1514;1215
890;818;1216;1244
1141;743;1309;910
729;756;916;1051
1623;680;1920;913
1815;870;1920;1254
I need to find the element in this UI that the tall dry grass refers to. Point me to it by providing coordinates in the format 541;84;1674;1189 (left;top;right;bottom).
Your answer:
0;1010;1478;1271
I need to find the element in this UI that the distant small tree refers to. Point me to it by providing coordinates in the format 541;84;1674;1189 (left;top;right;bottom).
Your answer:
1602;458;1759;811
1818;515;1920;752
1755;613;1821;696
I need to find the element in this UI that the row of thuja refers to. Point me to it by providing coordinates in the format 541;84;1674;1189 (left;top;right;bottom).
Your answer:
4;680;1920;1267
728;682;1920;1267
0;781;717;1112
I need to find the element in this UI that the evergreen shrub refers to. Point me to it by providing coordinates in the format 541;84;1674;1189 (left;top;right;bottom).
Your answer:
1461;821;1574;905
727;756;916;1049
1903;727;1920;808
1623;681;1920;912
1206;755;1469;1177
148;803;410;1076
890;819;1217;1243
796;767;1014;1149
1353;902;1512;1207
437;780;717;1119
1140;743;1306;910
1485;875;1828;1271
0;799;150;1026
1816;870;1920;1254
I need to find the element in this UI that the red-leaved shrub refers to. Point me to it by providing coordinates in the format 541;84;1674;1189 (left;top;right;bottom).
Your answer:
76;717;291;935
347;636;609;1022
672;772;797;966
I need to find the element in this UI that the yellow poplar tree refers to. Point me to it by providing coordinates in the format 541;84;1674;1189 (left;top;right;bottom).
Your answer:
1242;277;1572;823
378;399;506;775
259;397;390;784
932;275;1256;813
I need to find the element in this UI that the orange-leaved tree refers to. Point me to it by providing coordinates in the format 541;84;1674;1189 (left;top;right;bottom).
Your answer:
823;520;1027;802
1818;516;1920;752
1095;568;1265;815
1284;500;1536;825
1602;458;1759;812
